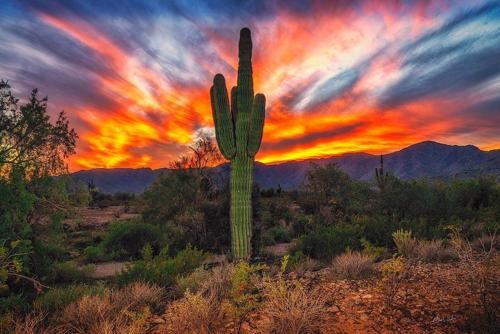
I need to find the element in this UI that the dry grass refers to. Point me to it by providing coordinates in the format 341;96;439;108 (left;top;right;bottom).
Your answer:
13;313;47;334
162;264;234;334
393;230;457;263
175;267;211;295
14;282;163;334
199;263;234;302
289;257;320;277
333;251;375;279
163;290;222;334
416;240;457;263
472;233;499;252
261;275;330;334
113;281;164;311
450;229;499;332
393;229;418;259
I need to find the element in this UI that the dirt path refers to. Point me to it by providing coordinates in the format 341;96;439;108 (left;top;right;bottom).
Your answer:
89;261;128;279
264;242;294;257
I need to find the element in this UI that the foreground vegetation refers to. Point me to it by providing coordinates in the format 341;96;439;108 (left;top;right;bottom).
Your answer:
1;80;499;333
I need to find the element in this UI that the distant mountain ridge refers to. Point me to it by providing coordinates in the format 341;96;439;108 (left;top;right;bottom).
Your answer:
71;141;500;194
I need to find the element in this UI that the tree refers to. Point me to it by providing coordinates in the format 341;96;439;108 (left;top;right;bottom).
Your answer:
143;136;230;252
0;80;77;292
0;80;77;178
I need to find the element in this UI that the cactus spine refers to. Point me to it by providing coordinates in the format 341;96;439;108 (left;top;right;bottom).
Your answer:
210;28;266;259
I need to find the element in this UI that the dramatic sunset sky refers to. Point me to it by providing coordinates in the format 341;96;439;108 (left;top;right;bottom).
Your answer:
1;0;499;170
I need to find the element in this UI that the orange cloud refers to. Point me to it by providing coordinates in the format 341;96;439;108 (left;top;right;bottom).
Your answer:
32;2;499;171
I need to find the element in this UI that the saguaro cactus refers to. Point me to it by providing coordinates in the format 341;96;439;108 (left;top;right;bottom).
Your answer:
210;28;266;259
375;155;389;191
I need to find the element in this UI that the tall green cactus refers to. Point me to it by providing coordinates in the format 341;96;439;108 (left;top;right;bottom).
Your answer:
375;155;389;192
210;28;266;259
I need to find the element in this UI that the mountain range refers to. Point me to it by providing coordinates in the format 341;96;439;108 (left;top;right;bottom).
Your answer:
71;141;500;194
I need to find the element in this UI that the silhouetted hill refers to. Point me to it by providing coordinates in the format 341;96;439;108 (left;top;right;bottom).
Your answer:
71;141;500;193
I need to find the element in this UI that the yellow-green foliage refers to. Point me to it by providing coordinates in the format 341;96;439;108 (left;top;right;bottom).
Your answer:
392;229;418;258
381;256;405;278
223;261;265;321
175;267;211;295
361;238;387;260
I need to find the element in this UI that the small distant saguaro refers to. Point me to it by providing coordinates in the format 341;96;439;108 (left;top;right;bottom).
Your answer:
210;28;266;259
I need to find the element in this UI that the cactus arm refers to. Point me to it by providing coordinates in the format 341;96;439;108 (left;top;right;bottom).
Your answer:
247;93;266;157
211;75;236;159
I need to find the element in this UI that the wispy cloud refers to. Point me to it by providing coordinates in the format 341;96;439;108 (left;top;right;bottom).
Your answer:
0;0;498;170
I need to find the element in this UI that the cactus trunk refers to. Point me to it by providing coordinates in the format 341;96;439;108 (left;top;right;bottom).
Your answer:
210;28;266;259
230;154;253;259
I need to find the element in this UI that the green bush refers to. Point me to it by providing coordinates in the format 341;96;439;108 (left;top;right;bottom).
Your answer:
0;294;29;314
83;244;111;262
117;244;207;286
299;224;362;261
99;219;163;260
360;238;388;260
262;227;291;246
52;261;95;283
33;283;107;313
175;267;211;295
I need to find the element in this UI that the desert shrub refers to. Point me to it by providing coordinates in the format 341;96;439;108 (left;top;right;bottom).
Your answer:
416;240;457;263
221;261;266;327
33;283;107;313
112;282;164;312
175;267;211;295
100;219;163;259
0;311;14;334
199;263;234;302
284;251;320;276
261;256;329;334
52;282;162;334
290;212;313;237
392;229;418;259
163;290;222;334
361;238;388;260
269;226;291;243
83;244;111;262
13;313;46;334
379;256;407;307
228;261;264;307
262;226;291;246
163;264;236;334
450;229;499;331
333;250;375;279
52;261;95;283
117;244;206;286
0;294;29;317
471;233;499;252
299;224;362;261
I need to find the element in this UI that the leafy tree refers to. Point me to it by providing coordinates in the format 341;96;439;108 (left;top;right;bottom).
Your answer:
0;80;77;178
143;136;230;253
0;80;77;293
301;163;370;224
